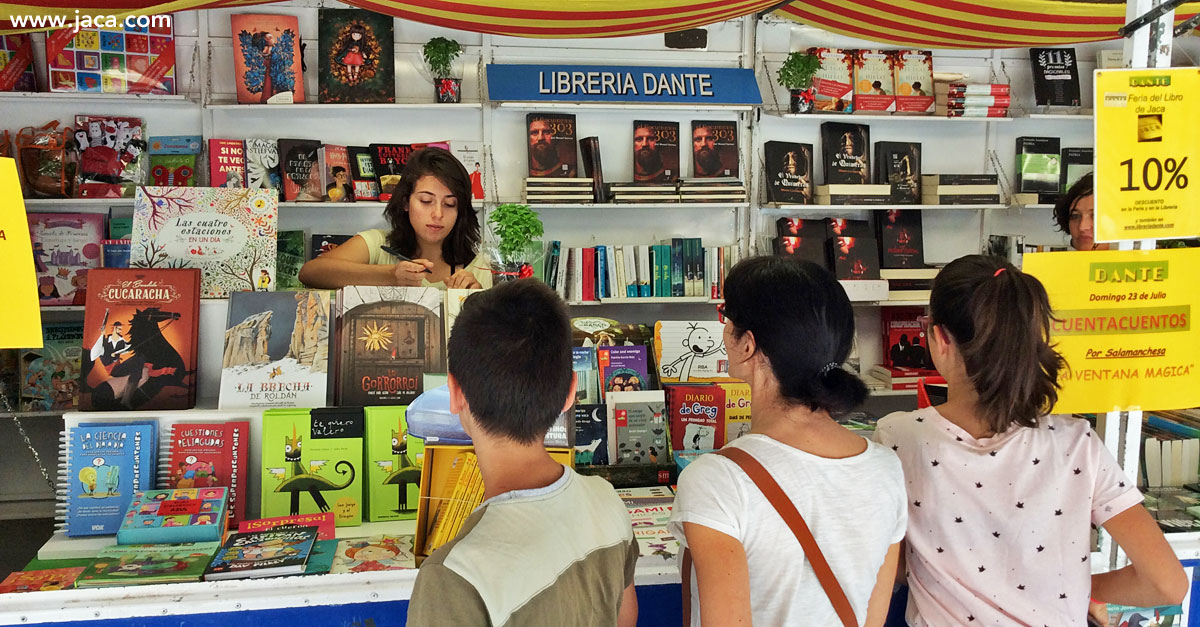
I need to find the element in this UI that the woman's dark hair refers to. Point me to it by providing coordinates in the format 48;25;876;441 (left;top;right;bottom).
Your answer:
930;255;1066;433
1053;171;1093;234
383;147;480;269
722;256;867;413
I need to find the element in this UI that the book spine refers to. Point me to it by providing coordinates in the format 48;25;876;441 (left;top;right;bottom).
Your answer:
638;245;651;297
572;248;584;302
623;246;638;298
945;83;1011;96
944;95;1012;107
924;174;999;186
818;195;896;205
921;194;1001;204
671;239;684;297
606;245;619;300
557;246;570;301
595;246;607;299
939;107;1009;118
613;247;626;298
583;247;596;301
692;239;704;297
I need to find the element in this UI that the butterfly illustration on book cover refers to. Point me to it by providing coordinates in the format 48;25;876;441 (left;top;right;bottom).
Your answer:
232;14;302;104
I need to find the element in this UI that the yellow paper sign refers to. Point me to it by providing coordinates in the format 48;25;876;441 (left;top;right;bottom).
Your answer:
1023;249;1200;413
0;158;42;349
1094;68;1200;242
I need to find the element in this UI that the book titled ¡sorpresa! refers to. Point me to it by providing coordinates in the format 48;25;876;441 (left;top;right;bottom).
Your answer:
79;267;200;411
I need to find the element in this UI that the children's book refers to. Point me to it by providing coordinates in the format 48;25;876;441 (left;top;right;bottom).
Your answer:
347;146;380;201
718;381;752;442
261;407;364;527
27;213;105;306
76;542;218;587
46;24;175;95
0;567;85;593
207;139;246;188
238;512;335;540
117;487;229;545
598;345;650;401
245;138;282;193
369;143;415;202
336;286;446;406
330;535;416;573
278;139;324;201
572;346;600;404
666;383;726;453
321;144;355;202
444;288;482;345
219;290;332;410
164;421;250;524
574;403;609;466
231;14;303;104
364;406;423;522
203;526;317;580
0;34;37;92
148;154;197;187
305;539;339;574
311;233;352;259
79;268;199;411
131;187;278;298
606;390;668;465
62;422;157;536
317;9;395;104
73;115;147;198
276;229;306;290
19;322;83;412
653;321;728;384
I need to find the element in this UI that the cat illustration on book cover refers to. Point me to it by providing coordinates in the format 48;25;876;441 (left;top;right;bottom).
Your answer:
268;427;355;516
375;427;420;514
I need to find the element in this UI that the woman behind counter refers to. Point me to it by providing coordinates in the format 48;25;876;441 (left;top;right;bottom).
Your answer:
299;147;491;290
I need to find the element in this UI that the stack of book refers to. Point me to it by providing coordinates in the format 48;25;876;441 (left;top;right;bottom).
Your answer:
934;83;1011;117
619;487;680;566
523;177;594;204
815;184;892;205
609;182;680;204
920;174;1001;204
880;267;939;301
678;178;747;204
424;451;484;555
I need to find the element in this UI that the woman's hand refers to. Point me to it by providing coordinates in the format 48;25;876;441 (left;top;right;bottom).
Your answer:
393;259;435;286
447;267;482;289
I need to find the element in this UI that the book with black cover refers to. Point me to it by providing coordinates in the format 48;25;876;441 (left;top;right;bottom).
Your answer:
1060;147;1093;192
820;122;870;185
764;141;813;205
921;174;999;186
826;218;872;240
527;113;578;178
369;143;415;202
347;146;380;201
877;209;924;269
1029;48;1080;107
775;236;827;268
1015;137;1061;194
633;121;679;183
579;136;608;203
829;236;881;280
691;120;738;178
278;139;323;202
776;217;825;239
874;141;921;204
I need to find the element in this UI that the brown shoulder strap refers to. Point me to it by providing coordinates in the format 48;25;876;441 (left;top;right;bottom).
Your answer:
714;447;857;627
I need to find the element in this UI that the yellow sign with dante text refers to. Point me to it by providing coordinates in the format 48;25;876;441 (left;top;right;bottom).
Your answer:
1094;67;1200;242
1023;249;1200;413
0;158;42;349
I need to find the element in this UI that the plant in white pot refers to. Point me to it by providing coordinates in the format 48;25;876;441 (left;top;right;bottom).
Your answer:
422;37;463;103
777;51;821;114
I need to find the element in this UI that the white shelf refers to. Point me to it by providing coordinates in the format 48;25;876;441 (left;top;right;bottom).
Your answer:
762;204;1005;213
771;111;1013;123
568;297;721;306
1021;112;1094;120
281;201;388;209
206;100;483;110
526;202;746;210
862;373;919;397
0;92;193;105
25;198;134;207
496;101;754;112
1166;531;1200;560
1010;203;1056;210
853;300;929;308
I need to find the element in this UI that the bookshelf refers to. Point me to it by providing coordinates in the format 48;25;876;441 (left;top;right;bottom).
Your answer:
761;204;1006;214
204;101;484;110
770;111;1014;123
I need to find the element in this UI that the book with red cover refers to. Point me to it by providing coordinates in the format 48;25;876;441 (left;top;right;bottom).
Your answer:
691;120;738;178
208;139;246;188
0;567;85;593
237;511;336;540
881;306;933;370
666;384;726;452
583;247;596;302
870;365;945;390
79;268;200;411
231;14;304;104
877;209;925;268
165;421;251;524
774;236;827;268
321;144;354;202
527;113;578;178
829;236;880;280
369;143;414;202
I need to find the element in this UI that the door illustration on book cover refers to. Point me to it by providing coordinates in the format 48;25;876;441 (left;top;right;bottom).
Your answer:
339;289;444;406
232;14;303;104
318;9;394;104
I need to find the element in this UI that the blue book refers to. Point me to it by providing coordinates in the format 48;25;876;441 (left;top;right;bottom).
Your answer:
595;246;608;299
203;526;319;581
116;488;229;545
64;422;157;536
305;539;340;574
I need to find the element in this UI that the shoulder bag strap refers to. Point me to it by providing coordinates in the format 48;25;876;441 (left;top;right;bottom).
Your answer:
714;447;858;627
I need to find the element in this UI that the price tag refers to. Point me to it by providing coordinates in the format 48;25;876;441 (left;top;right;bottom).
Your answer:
0;158;42;349
1094;68;1200;242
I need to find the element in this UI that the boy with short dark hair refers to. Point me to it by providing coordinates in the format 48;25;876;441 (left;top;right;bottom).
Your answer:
407;279;639;627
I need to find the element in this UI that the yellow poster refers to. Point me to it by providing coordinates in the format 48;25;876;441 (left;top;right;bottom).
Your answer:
0;158;42;349
1094;67;1200;242
1024;249;1200;413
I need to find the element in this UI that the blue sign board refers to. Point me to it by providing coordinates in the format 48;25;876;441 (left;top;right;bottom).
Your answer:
486;64;761;105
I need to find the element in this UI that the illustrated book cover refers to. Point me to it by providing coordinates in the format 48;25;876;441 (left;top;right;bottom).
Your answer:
276;229;306;290
237;511;335;539
131;186;278;298
653;321;728;384
28;212;105;306
62;421;157;536
691;120;737;178
882;306;934;370
46;24;175;94
317;9;394;104
364;406;424;522
19;322;84;412
329;534;416;573
148;154;197;187
873;141;921;203
261;407;364;526
116;487;229;545
311;233;352;259
851;49;895;112
0;568;84;593
574;403;609;466
606;390;668;465
79;268;199;411
370;143;415;202
763;141;813;205
0;34;37;92
336;286;445;406
820;121;870;185
830;236;881;280
76;542;218;587
278;139;324;202
231;14;304;104
207;138;246;188
1015;136;1062;194
633;121;679;183
165;420;250;524
244;138;282;195
572;346;600;404
73;115;147;198
527;113;578;178
877;209;925;268
598;344;650;401
203;526;317;580
809;47;854;112
320;144;355;202
666;383;726;453
348;146;381;201
891;50;934;113
451;141;487;201
219;290;332;410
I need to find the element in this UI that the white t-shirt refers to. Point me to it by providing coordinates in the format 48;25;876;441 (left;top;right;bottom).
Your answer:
668;434;907;626
875;407;1143;627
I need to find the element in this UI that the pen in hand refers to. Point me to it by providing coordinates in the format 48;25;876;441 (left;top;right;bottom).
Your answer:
380;245;433;274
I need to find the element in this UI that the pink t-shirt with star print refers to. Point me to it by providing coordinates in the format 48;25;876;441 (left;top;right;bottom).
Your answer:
875;407;1143;627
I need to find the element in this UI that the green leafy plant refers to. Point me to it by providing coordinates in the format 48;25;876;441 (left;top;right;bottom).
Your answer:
489;203;544;262
776;51;821;91
422;37;463;79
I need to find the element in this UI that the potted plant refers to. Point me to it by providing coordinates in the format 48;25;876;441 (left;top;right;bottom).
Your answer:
487;203;544;282
422;37;463;103
777;51;821;114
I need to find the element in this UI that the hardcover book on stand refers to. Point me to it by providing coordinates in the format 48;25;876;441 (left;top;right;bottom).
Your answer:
820;122;870;185
19;322;83;412
231;14;304;104
60;421;158;536
527;113;578;178
874;142;921;204
891;50;934;114
261;407;364;526
27;212;105;306
691;120;738;178
317;8;395;104
809;47;854;112
279;139;324;202
877;209;925;269
763;141;813;205
851;49;896;113
204;526;318;580
208;139;246;188
164;420;250;524
633;121;680;183
1029;47;1081;107
336;286;445;406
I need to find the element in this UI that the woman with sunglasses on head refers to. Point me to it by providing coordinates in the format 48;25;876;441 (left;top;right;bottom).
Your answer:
669;256;907;626
875;254;1185;626
1054;172;1110;251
